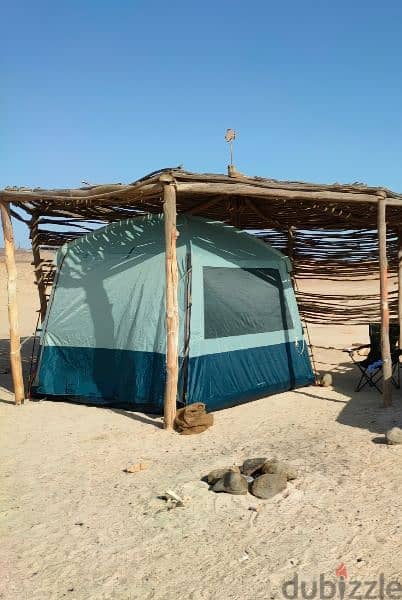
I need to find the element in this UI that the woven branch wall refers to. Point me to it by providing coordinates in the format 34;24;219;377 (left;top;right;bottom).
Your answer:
259;229;398;325
33;223;397;327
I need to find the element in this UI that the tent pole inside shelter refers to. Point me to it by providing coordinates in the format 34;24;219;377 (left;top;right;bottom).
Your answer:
162;177;179;430
377;192;392;407
0;201;25;405
29;215;48;322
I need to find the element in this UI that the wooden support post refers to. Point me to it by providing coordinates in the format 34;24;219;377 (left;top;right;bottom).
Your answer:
162;179;179;430
0;201;25;405
287;226;296;287
398;228;402;351
30;216;48;322
377;192;392;407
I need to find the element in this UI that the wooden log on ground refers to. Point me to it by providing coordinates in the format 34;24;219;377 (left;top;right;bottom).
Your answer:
163;181;179;430
0;201;25;405
378;193;392;407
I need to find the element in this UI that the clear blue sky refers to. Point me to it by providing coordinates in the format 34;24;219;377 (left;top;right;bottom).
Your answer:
3;0;402;246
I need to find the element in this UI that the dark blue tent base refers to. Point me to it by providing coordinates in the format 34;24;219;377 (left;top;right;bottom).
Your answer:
34;340;314;414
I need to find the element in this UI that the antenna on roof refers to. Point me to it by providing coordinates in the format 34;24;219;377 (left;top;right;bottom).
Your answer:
225;129;236;165
225;129;241;177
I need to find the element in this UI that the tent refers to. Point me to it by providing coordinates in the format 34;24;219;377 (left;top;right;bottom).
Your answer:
33;215;314;412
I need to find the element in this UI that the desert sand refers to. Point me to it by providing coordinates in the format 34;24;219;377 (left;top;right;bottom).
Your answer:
1;253;402;600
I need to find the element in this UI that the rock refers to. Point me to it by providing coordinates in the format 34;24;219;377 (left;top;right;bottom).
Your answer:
163;490;183;503
386;427;402;445
159;490;189;510
212;469;248;495
261;458;297;480
251;473;287;499
206;465;239;485
123;462;148;473
241;457;267;476
320;373;333;387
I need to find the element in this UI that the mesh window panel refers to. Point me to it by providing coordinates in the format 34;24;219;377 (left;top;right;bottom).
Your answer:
203;267;293;339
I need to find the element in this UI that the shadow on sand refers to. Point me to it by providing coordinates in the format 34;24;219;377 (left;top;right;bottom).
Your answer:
0;337;35;396
2;336;402;435
0;337;164;428
296;356;402;435
109;408;164;429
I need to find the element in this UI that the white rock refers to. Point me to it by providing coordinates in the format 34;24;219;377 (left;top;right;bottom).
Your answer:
386;427;402;444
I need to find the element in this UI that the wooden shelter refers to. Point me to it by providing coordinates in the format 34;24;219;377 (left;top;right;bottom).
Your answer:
2;167;402;423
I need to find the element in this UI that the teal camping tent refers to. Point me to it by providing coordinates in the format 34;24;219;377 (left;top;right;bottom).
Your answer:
34;215;314;412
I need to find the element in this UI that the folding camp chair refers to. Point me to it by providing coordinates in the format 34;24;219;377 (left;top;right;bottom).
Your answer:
347;323;401;393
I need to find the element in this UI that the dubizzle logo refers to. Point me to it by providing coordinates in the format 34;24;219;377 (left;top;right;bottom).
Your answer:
335;564;348;580
281;564;402;599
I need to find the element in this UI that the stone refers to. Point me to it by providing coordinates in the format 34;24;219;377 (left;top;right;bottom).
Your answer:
206;465;239;485
212;469;248;495
241;457;267;476
386;427;402;445
123;462;148;473
261;458;297;480
320;373;333;387
251;473;287;499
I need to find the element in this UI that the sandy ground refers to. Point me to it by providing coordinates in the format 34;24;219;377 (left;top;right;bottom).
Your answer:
1;254;402;600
